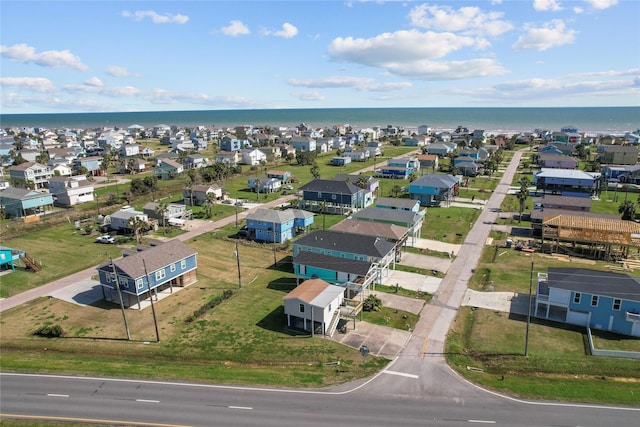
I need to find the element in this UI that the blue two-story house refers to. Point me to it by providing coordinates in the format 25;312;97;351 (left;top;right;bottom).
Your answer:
96;239;198;309
409;173;460;207
219;136;250;152
246;208;295;243
535;268;640;337
533;169;600;198
298;179;366;213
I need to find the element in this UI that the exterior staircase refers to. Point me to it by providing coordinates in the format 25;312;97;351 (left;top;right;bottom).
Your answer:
325;309;341;337
20;253;41;272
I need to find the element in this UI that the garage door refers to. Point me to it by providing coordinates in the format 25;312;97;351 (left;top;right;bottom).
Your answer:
567;310;589;326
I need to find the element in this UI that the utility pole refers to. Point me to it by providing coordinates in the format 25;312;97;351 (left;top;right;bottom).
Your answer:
142;259;160;342
272;221;277;267
110;257;131;340
235;240;241;289
525;260;533;357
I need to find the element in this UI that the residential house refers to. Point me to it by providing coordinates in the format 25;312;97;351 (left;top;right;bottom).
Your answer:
331;219;409;261
544;142;576;156
453;156;480;176
377;157;420;179
533;168;599;198
291;137;316;153
425;142;455;157
282;279;345;336
417;125;432;135
96;239;197;308
17;149;41;163
533;195;592;212
0;187;54;218
417;154;438;172
536;153;580;169
143;202;192;227
108;207;149;233
48;176;94;207
248;177;281;193
298;179;367;213
596;145;639;165
537;145;564;156
350;206;424;246
601;165;631;182
0;246;25;272
331;156;351;166
267;170;292;184
276;144;296;160
332;174;377;208
118;143;140;157
402;136;428;147
551;131;581;145
74;156;104;176
185;154;206;169
258;146;282;162
245;208;295;243
240;148;267;166
535;268;640;337
292;230;396;288
8;162;52;190
409;173;460;207
182;184;223;206
154;158;183;180
152;124;172;138
215;150;239;165
219;136;250;152
471;129;486;145
375;196;420;213
291;209;314;234
140;146;155;157
343;149;369;162
117;158;146;174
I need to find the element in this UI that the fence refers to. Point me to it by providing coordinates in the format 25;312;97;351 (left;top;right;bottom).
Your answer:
586;327;640;359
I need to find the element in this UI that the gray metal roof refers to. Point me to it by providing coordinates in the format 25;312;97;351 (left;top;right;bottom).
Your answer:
246;208;295;223
375;197;419;210
293;251;373;276
294;230;395;259
410;173;459;188
351;207;422;226
546;268;640;302
299;179;362;195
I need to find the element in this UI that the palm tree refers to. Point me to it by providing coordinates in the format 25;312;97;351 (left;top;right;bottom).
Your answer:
618;200;636;221
155;201;169;234
310;163;320;179
204;191;216;218
517;177;531;223
128;216;148;244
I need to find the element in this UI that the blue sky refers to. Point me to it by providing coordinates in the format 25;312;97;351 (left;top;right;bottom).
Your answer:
1;0;638;114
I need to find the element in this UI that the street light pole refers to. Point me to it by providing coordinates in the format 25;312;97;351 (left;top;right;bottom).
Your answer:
235;241;241;289
142;259;160;342
110;257;131;340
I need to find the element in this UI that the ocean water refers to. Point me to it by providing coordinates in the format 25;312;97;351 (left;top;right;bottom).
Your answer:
1;107;638;135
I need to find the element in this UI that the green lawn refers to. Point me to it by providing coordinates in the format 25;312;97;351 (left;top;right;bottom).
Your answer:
422;206;482;244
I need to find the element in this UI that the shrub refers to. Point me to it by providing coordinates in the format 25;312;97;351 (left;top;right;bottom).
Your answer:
34;324;63;337
185;290;235;323
363;294;382;312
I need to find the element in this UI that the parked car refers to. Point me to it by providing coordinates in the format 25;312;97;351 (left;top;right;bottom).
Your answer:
235;200;244;206
96;235;116;244
284;185;293;190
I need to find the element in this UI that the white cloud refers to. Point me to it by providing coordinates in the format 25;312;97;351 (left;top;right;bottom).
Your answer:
328;30;478;65
106;65;132;77
533;0;563;12
384;58;508;80
365;82;412;92
288;76;374;88
0;43;88;71
291;91;325;101
408;4;513;37
220;20;250;37
584;0;618;10
0;77;56;92
262;23;299;39
121;10;189;24
84;77;103;87
512;20;576;51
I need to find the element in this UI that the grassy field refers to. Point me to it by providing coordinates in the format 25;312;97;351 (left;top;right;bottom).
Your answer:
446;244;640;406
0;233;390;388
421;206;482;244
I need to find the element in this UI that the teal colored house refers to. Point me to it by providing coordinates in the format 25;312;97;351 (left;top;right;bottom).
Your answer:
0;187;54;218
0;247;25;271
535;268;640;337
154;158;184;180
292;230;396;291
96;239;197;309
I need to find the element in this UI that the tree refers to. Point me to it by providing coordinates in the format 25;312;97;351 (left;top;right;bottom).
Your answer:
128;216;148;243
156;200;169;234
356;175;369;189
517;177;531;223
391;184;402;198
310;163;320;179
204;191;216;218
618;200;636;221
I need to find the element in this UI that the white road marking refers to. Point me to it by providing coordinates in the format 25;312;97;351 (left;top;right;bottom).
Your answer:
468;420;496;424
382;370;419;379
47;394;69;398
136;399;160;403
228;405;253;410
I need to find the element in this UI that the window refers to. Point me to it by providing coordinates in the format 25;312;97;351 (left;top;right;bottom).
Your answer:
573;292;581;304
170;263;176;272
119;277;129;288
613;299;621;311
332;194;336;200
317;192;322;198
155;269;166;281
591;295;599;307
299;304;305;313
136;279;144;290
181;260;187;269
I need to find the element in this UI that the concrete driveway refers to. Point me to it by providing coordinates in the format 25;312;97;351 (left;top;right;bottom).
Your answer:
398;252;453;274
330;320;412;359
